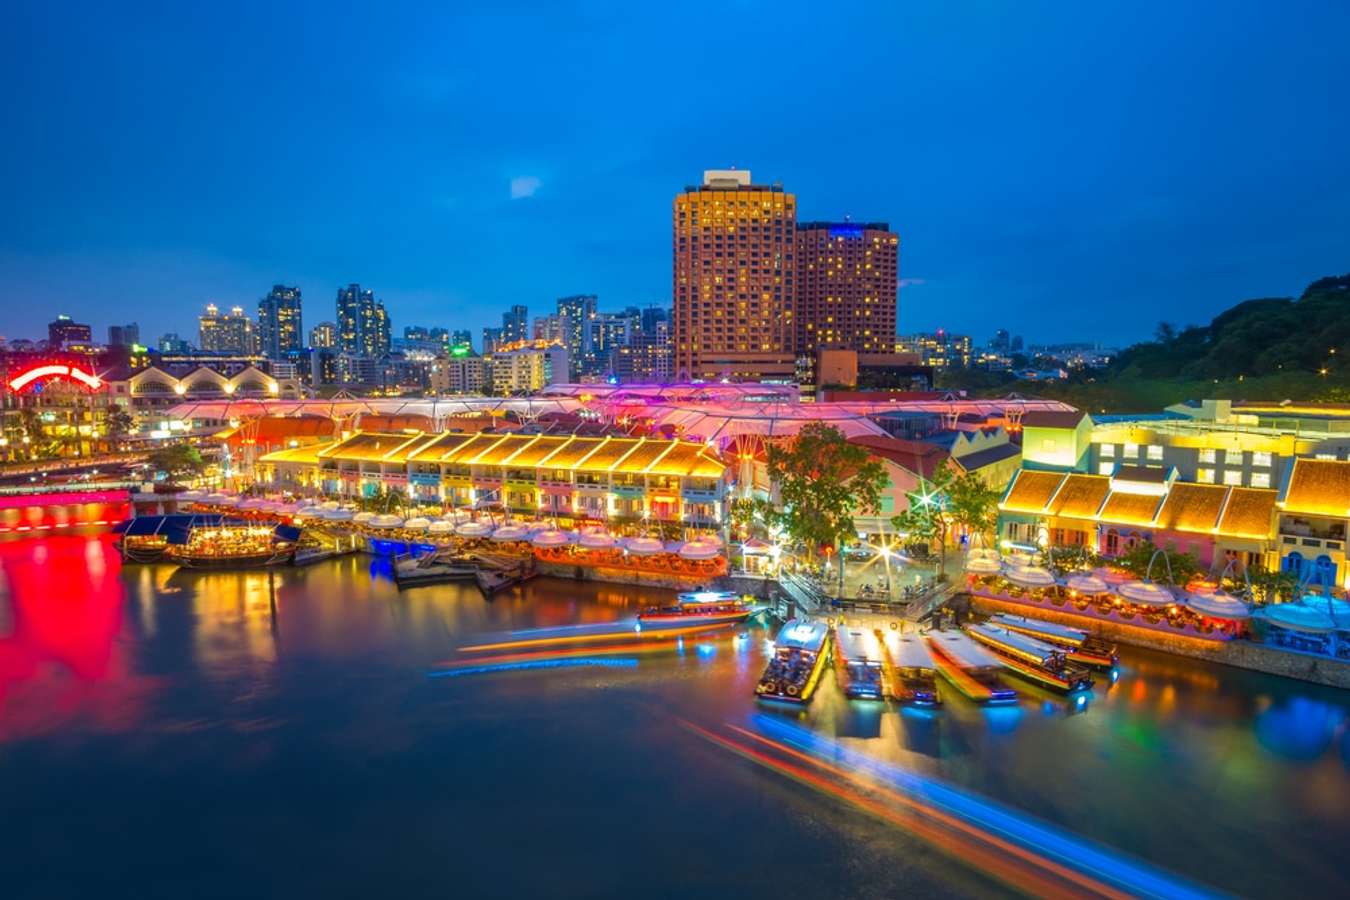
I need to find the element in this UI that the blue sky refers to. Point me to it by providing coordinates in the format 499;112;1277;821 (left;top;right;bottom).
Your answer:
2;1;1346;348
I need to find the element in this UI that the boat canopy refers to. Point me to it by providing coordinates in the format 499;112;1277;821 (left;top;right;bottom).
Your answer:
884;633;935;669
113;514;297;545
1004;565;1055;588
967;623;1059;660
775;619;828;652
677;590;740;604
1117;581;1176;606
929;631;1002;668
835;627;885;663
989;614;1088;643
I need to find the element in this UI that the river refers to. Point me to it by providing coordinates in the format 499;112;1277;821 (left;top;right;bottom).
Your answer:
2;534;1348;898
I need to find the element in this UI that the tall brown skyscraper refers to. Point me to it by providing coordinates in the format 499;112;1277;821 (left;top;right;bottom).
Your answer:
673;170;796;381
795;222;898;355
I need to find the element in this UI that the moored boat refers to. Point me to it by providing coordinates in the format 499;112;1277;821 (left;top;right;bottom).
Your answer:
964;623;1094;694
880;631;942;706
114;514;299;567
756;619;831;704
926;631;1018;704
638;592;753;630
987;613;1118;669
834;626;885;700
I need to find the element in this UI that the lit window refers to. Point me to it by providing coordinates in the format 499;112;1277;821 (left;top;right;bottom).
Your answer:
1098;461;1114;476
1198;468;1215;484
1146;445;1163;461
1198;448;1217;464
1316;453;1337;461
1251;472;1271;488
1252;452;1272;468
1223;469;1243;486
1123;442;1139;457
1100;443;1116;458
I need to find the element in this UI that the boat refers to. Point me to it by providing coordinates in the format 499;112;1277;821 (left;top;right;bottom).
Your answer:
964;623;1094;694
833;626;886;700
986;613;1118;668
114;514;299;567
637;591;753;630
880;630;941;706
755;619;831;704
925;631;1018;704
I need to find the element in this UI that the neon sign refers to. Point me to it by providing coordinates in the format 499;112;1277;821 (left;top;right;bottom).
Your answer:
7;363;103;393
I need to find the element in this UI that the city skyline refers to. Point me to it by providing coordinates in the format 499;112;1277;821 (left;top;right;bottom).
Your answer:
3;4;1348;347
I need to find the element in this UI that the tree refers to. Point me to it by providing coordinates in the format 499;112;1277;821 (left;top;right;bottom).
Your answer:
1112;539;1201;584
766;422;888;594
729;496;776;540
891;464;956;577
1238;567;1298;606
148;443;205;483
104;407;136;449
946;471;1001;548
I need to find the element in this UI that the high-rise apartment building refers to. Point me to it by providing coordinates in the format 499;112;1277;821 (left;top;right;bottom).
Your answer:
482;326;504;355
556;294;597;362
335;284;390;358
795;222;898;355
198;304;256;354
310;321;337;349
673;169;796;381
500;304;530;344
257;284;303;359
533;314;566;344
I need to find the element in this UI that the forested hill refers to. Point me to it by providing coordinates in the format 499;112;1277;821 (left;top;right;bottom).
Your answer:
1109;274;1350;380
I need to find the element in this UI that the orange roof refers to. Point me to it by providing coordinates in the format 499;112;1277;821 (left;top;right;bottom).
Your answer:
1220;487;1277;539
576;438;643;472
407;432;476;462
505;435;571;467
1047;474;1110;519
258;442;332;465
1282;459;1350;517
316;432;425;463
469;434;539;466
1098;491;1163;526
612;439;674;472
1155;483;1226;533
537;436;600;468
649;442;725;479
1001;470;1066;513
438;434;508;465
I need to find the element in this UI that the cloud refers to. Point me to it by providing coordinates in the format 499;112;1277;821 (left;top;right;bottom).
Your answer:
510;175;542;199
899;277;927;288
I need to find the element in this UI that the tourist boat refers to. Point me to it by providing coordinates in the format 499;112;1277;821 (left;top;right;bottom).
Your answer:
834;626;885;700
986;613;1118;669
114;514;299;568
881;631;942;706
964;623;1094;694
637;591;753;630
755;619;831;704
925;631;1018;704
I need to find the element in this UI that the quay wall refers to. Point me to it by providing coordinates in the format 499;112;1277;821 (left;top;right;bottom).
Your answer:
535;561;707;591
967;593;1350;690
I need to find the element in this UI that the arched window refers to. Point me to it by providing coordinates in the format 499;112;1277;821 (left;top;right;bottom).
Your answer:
1313;554;1337;587
1282;551;1305;576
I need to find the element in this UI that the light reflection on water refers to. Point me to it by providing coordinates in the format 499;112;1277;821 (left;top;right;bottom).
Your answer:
0;535;1348;897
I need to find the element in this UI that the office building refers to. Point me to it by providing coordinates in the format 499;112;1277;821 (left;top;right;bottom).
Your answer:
482;326;503;355
198;304;256;354
107;323;141;348
47;315;93;349
335;284;390;358
673;169;797;381
158;333;192;354
795;222;898;355
257;284;303;358
556;294;597;362
501;304;530;344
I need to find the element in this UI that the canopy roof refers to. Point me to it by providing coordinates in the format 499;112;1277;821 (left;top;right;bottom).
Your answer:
113;514;298;544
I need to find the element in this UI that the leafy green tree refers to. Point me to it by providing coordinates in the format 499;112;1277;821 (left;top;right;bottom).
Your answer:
947;471;1001;547
104;407;136;447
1237;568;1298;606
766;422;888;593
729;496;776;540
148;443;205;483
1112;539;1200;584
891;465;955;578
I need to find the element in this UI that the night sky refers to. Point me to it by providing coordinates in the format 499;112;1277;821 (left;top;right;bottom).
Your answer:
3;2;1347;347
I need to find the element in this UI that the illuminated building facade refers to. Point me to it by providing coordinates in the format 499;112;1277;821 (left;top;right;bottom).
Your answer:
898;331;972;368
429;352;486;395
258;430;728;525
335;284;390;358
673;169;796;381
795;222;898;355
257;284;303;359
107;323;140;348
198;304;256;354
309;321;337;349
47;315;93;350
487;342;569;395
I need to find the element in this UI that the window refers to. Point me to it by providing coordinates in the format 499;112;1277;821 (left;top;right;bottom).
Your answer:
1251;472;1271;488
1198;448;1217;464
1316;453;1337;461
1223;469;1243;486
1198;468;1215;483
1123;442;1139;457
1100;443;1116;458
1098;461;1115;475
1252;451;1272;468
1146;445;1163;461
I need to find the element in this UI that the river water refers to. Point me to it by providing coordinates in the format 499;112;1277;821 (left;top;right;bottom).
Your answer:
2;534;1349;898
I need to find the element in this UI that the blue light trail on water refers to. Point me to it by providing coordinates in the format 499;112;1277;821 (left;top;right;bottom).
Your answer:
427;658;640;678
749;716;1217;900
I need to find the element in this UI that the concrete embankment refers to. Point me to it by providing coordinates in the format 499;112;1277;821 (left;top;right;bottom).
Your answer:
967;592;1350;690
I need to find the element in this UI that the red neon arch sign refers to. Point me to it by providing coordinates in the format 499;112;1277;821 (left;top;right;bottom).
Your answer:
7;363;104;392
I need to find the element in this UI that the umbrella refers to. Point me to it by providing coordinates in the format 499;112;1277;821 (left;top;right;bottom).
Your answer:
531;529;573;547
679;541;722;560
579;530;616;549
1118;581;1176;607
1257;603;1335;634
456;521;493;537
370;514;404;528
965;552;1002;575
1184;590;1252;621
492;525;530;542
621;536;665;556
320;508;354;522
427;520;455;535
1065;573;1110;595
1004;565;1055;588
403;517;432;530
352;511;376;524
